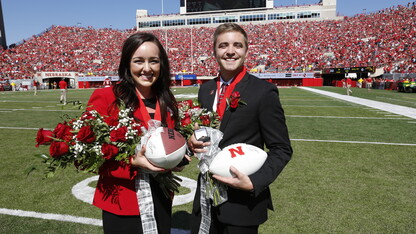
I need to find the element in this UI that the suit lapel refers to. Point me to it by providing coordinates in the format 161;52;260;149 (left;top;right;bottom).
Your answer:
202;79;217;112
220;73;250;132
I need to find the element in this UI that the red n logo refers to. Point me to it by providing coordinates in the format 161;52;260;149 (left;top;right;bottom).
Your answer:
229;146;245;158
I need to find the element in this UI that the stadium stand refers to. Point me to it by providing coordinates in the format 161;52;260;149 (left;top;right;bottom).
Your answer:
0;3;414;80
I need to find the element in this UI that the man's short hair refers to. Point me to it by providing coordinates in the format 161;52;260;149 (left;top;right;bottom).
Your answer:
213;23;248;51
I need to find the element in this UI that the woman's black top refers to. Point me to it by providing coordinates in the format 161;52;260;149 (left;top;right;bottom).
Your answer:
142;97;157;119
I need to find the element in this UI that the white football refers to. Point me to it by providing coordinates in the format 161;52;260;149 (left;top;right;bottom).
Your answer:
209;143;267;177
145;127;187;169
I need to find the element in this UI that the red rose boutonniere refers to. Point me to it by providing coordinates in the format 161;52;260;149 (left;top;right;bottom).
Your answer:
227;91;246;110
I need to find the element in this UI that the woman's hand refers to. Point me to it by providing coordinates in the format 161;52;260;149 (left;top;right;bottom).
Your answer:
131;145;165;172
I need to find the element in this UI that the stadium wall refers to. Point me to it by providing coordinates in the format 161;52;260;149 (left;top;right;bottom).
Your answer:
136;2;341;30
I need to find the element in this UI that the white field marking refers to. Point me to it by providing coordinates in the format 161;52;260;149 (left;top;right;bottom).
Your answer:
0;100;61;103
0;111;12;112
299;87;416;119
0;127;42;130
0;208;102;226
284;105;360;108
375;96;416;105
72;175;197;207
291;138;416;146
0;109;81;112
286;115;410;120
0;208;191;233
0;175;197;232
408;122;416;124
174;94;198;99
283;99;335;102
0;108;79;112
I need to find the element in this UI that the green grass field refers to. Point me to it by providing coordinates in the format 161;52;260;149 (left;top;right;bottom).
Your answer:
0;86;415;233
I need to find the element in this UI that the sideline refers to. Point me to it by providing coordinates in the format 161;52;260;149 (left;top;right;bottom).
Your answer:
299;87;416;119
2;174;196;233
0;208;190;233
0;208;102;226
291;138;416;146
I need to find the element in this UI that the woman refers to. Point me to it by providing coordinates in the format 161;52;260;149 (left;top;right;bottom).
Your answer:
86;32;180;233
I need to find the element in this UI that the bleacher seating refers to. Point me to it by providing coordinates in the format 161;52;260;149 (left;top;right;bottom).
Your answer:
0;3;414;80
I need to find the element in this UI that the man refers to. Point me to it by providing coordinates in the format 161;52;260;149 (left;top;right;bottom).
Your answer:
33;79;38;95
366;77;373;91
346;77;352;95
58;78;67;105
188;23;292;234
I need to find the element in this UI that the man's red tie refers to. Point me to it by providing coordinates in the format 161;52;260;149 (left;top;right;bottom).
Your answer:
217;83;227;111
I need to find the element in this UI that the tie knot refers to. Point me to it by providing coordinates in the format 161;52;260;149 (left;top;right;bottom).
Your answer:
218;83;227;106
220;83;228;92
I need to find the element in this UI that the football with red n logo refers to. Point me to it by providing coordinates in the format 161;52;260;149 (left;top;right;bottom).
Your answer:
145;127;187;169
209;143;267;177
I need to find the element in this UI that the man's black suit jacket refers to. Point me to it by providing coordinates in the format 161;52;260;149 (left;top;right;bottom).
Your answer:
191;73;292;229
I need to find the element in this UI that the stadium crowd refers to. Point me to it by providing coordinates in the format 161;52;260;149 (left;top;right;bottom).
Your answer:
0;3;415;80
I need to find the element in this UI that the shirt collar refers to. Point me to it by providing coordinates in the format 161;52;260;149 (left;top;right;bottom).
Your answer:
220;76;234;86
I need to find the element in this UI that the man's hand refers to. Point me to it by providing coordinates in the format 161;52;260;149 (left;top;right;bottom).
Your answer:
187;123;211;154
212;166;254;191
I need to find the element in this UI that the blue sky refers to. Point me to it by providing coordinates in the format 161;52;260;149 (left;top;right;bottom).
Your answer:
1;0;413;45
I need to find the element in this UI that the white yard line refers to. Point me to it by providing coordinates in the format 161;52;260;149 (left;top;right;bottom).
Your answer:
0;108;79;112
291;139;416;146
0;127;42;130
0;208;102;226
286;115;409;120
0;208;190;233
299;87;416;119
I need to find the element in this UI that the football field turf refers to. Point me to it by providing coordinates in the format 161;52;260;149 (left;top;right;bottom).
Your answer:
0;86;415;233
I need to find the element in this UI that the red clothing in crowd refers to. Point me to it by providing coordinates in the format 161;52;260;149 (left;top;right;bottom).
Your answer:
0;4;415;79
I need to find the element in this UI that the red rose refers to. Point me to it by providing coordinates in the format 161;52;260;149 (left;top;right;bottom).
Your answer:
53;122;72;140
181;113;192;126
105;116;119;127
81;111;96;120
191;106;201;111
229;92;241;109
101;143;119;160
185;99;194;108
178;100;193;109
76;125;96;143
110;126;128;142
200;115;211;126
35;128;54;147
49;141;69;158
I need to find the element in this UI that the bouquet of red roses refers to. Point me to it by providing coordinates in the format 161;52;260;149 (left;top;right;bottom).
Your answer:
35;104;143;177
177;99;220;140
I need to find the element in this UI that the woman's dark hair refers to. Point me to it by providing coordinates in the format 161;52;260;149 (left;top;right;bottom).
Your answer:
113;32;179;128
